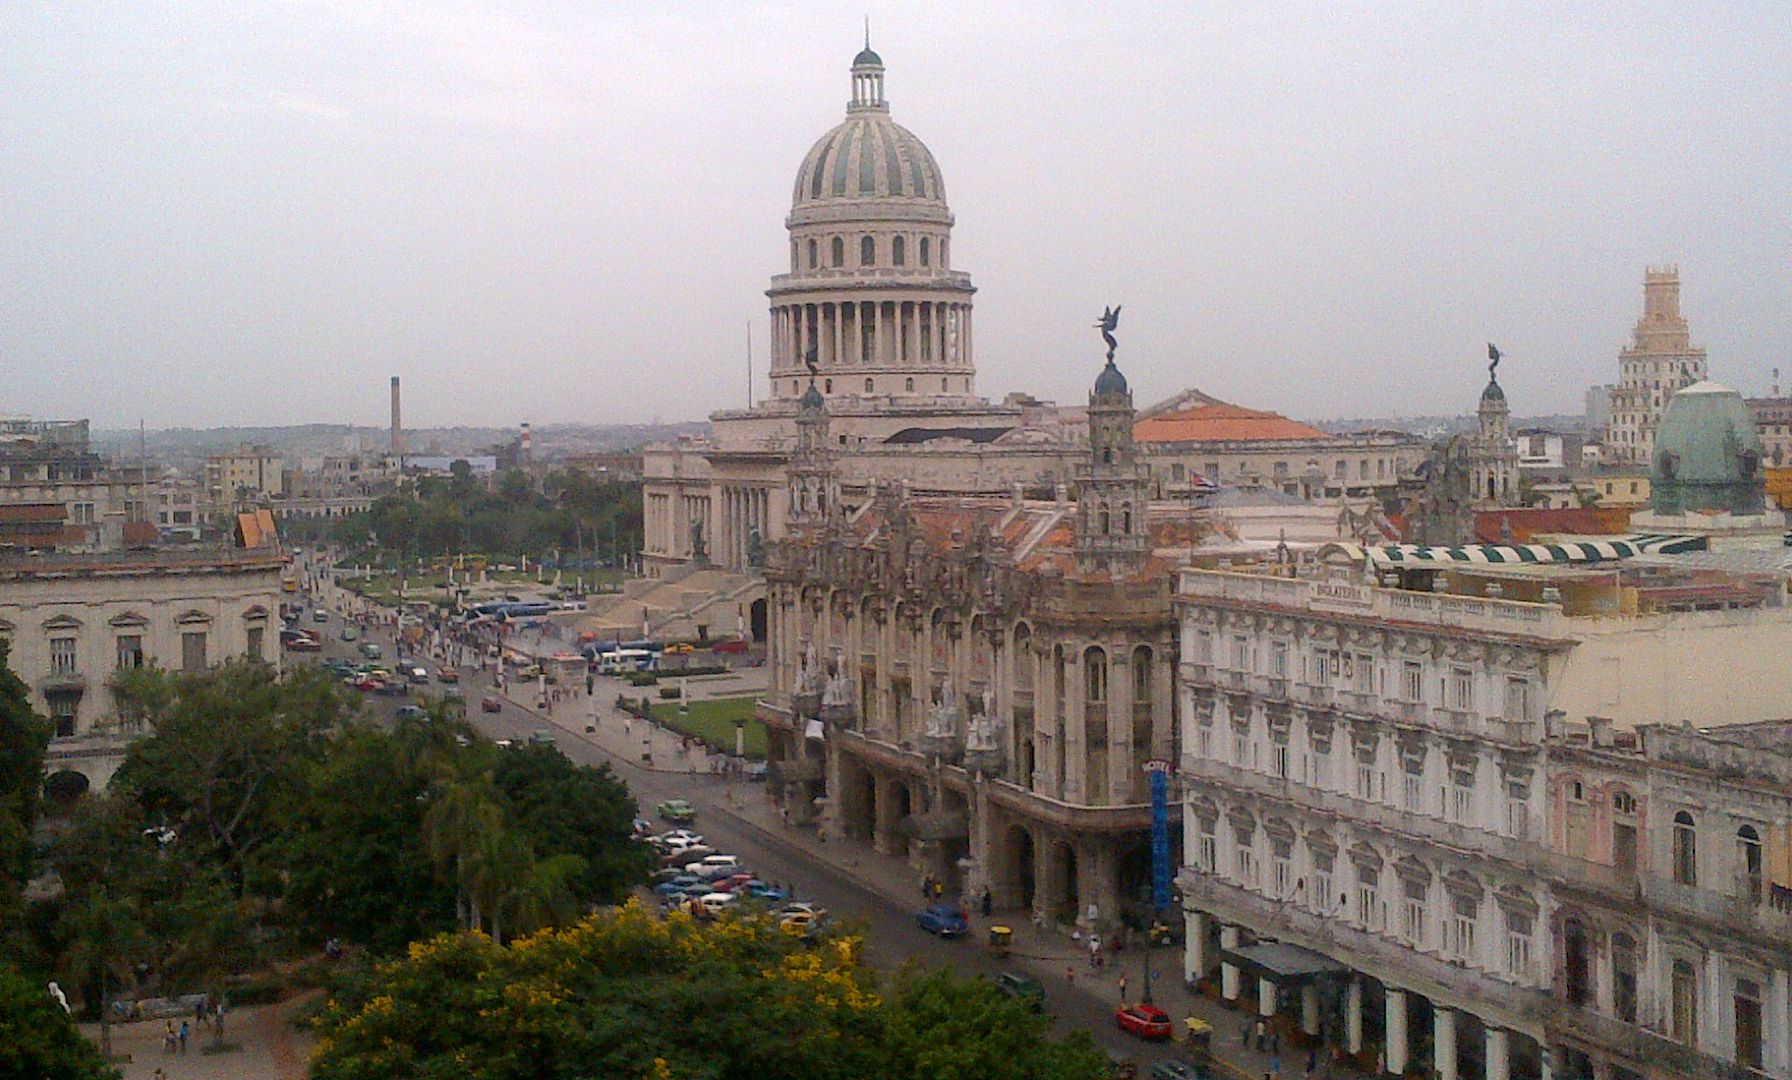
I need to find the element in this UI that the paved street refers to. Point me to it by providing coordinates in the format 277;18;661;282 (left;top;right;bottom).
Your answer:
295;585;1348;1080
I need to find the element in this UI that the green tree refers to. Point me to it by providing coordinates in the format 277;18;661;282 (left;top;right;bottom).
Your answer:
0;643;49;946
55;886;149;1060
0;960;121;1080
489;745;652;905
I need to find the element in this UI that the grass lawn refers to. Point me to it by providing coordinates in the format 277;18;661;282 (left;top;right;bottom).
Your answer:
649;696;768;760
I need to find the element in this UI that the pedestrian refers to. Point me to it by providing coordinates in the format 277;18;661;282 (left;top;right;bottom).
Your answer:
1087;935;1101;970
1118;973;1129;1001
1269;1055;1282;1080
1065;965;1075;985
1270;1026;1281;1053
1241;1017;1253;1047
178;1019;189;1053
1254;1018;1267;1052
1304;1049;1317;1080
164;1020;176;1054
980;887;992;917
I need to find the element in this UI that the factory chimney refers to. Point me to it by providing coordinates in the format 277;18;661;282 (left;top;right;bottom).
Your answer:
389;376;402;456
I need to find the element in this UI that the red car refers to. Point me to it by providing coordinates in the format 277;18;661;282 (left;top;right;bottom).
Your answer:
481;694;503;713
712;639;750;654
713;873;759;893
350;676;386;692
1114;1003;1173;1040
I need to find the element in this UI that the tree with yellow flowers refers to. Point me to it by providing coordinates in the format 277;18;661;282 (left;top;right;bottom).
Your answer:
311;900;1109;1080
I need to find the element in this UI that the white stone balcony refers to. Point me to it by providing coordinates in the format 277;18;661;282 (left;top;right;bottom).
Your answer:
1176;569;1567;640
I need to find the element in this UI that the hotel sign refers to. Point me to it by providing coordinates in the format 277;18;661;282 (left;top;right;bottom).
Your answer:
1312;581;1375;609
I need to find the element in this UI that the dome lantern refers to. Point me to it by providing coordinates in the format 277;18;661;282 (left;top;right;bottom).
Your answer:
850;30;886;112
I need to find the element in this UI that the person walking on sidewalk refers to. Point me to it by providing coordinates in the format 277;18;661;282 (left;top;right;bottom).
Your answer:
1117;973;1128;1001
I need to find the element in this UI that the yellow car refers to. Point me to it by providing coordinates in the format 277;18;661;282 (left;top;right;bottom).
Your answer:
779;911;817;935
664;643;696;655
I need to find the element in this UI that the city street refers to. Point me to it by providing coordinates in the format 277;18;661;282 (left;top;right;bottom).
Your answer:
292;589;1311;1079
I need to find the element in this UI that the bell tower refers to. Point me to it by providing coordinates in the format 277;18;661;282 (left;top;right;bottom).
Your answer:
787;379;839;527
1075;346;1152;577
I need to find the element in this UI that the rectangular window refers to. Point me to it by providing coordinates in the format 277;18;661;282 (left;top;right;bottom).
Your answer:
1312;648;1337;687
1735;978;1764;1071
49;637;78;675
115;635;143;669
1450;780;1474;824
1231;635;1250;673
1505;783;1529;839
1356;762;1375;800
47;693;79;738
1504;911;1533;978
1271;742;1290;779
1670;960;1698;1046
1270;640;1288;678
1198;827;1216;873
1234;731;1251;768
1353;653;1375;694
1273;850;1293;898
1195;725;1212;759
1403;880;1427;946
1357;879;1380;928
1403;772;1424;813
1313;863;1334;914
245;626;264;660
1235;844;1256;887
1303;748;1320;787
1449;667;1475;712
1402;660;1424;703
1503;676;1531;720
1450;896;1478;961
181;631;208;672
1195;630;1213;663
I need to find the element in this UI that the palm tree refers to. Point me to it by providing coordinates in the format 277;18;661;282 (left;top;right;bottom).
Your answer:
421;780;505;932
502;853;589;940
464;829;532;945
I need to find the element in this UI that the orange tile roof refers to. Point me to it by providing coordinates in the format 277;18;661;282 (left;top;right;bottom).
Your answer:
1134;404;1331;444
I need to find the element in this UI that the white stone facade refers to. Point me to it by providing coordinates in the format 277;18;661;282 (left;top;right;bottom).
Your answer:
1608;268;1708;467
0;547;285;788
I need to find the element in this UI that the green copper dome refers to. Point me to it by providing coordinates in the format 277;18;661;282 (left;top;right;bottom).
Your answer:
1093;360;1129;397
1650;381;1766;515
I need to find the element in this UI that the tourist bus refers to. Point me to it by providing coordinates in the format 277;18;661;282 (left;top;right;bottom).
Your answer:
595;649;656;674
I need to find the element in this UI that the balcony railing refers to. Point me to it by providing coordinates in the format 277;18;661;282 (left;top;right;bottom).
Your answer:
1641;875;1792;942
1219;669;1247;691
1254;675;1289;700
1547;1000;1759;1080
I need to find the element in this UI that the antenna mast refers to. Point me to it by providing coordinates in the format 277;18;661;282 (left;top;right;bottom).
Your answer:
746;319;754;408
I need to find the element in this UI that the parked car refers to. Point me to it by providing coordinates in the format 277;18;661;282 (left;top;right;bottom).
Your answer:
778;902;828;922
915;904;969;938
743;881;787;903
313;609;329;623
660;845;713;868
527;729;556;747
995;972;1046;1011
481;694;503;713
359;642;382;659
340;625;360;641
350;676;386;693
656;799;697;823
1114;1003;1173;1040
1149;1061;1209;1080
657;829;704;848
685;854;740;877
712;639;750;655
653;874;703;897
395;705;425;721
693;891;738;916
779;910;821;938
407;666;430;685
437;668;460;684
664;642;695;655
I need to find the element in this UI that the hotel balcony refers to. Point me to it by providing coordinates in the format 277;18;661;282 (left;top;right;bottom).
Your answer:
1546;1000;1759;1080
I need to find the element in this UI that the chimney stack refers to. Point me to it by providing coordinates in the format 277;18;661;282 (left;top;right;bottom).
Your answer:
389;376;402;456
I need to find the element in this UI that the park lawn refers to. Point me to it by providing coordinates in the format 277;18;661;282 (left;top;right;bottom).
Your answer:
650;696;768;760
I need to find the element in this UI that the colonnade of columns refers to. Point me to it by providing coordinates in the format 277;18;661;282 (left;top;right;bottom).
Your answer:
1185;909;1545;1079
771;298;972;388
717;485;771;571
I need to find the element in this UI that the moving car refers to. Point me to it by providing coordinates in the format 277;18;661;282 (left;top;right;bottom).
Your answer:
437;668;460;684
915;904;970;938
481;694;503;713
995;972;1046;1011
656;799;697;823
1114;1003;1173;1040
527;729;556;747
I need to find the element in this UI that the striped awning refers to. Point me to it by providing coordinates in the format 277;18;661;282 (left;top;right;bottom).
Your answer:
1364;534;1705;567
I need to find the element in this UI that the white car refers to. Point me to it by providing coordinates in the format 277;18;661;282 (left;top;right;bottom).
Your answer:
694;892;738;915
686;854;741;879
659;830;704;848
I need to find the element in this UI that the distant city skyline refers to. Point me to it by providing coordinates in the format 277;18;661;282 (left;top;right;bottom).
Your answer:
5;3;1789;429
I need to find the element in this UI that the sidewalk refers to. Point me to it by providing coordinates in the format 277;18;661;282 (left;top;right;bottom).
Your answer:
80;998;314;1080
507;680;1368;1080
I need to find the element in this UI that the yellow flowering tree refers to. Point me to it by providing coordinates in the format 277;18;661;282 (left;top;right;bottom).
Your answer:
312;900;1107;1080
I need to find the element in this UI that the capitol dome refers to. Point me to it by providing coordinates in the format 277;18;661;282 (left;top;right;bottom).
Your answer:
792;114;946;210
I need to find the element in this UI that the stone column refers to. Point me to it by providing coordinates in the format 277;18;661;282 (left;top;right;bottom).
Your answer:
1064;647;1083;802
1108;646;1132;803
872;773;898;855
1301;983;1320;1036
1259;977;1277;1017
1385;989;1409;1076
1484;1028;1510;1080
832;302;843;369
871;301;881;366
1769;969;1791;1079
1220;925;1241;1001
1034;832;1059;923
1434;1006;1457;1080
1184;910;1208;985
1346;978;1363;1055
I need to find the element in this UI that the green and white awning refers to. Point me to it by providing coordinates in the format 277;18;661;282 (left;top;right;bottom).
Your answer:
1364;534;1705;567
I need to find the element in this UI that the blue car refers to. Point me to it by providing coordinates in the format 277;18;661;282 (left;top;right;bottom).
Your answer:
744;882;787;903
655;874;703;897
916;904;969;938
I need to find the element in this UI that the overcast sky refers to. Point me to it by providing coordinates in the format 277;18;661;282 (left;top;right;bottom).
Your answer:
5;2;1789;430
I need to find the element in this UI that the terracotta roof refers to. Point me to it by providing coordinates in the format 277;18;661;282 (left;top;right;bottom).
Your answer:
1474;507;1633;544
1134;404;1332;444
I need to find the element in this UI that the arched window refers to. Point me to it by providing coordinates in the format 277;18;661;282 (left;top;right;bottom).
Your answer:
831;237;844;267
1120;503;1132;532
1672;811;1697;886
860;235;875;266
1098;504;1110;534
919;237;931;266
824;378;832;393
892;236;905;266
1084;647;1107;704
940;378;948;392
1611;932;1639;1022
1563;918;1592;1005
792;380;799;395
904;377;914;392
808;239;818;269
1739;825;1764;901
864;378;874;394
